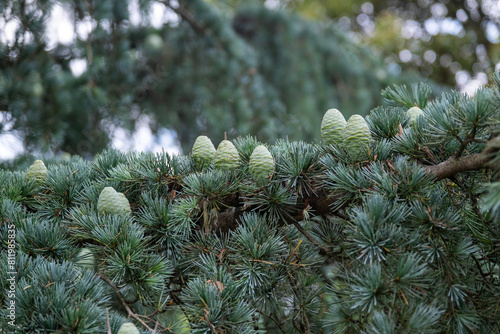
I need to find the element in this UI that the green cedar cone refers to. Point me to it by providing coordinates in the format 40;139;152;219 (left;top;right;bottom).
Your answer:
344;114;371;162
192;135;216;168
407;106;424;124
117;322;140;334
76;248;95;270
249;145;274;184
97;187;131;215
321;108;346;145
117;192;132;215
214;139;240;169
26;159;48;184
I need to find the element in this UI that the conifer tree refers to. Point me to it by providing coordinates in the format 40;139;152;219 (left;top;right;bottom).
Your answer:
1;74;500;333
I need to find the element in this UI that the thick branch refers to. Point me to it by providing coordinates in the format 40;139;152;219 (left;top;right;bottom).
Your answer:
425;137;500;180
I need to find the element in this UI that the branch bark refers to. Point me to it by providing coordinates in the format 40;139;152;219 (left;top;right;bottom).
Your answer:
425;136;500;181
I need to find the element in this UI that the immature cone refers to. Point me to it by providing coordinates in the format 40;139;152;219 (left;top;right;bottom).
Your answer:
321;108;346;145
407;106;424;124
344;114;371;162
76;248;95;270
117;322;140;334
249;145;274;184
117;193;132;214
97;187;131;215
214;140;240;169
192;135;216;167
26;159;48;184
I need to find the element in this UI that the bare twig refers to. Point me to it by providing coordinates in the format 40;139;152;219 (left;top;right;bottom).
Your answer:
100;275;154;331
257;310;287;333
106;308;112;334
204;308;218;333
333;211;349;221
288;274;311;334
454;134;468;158
202;199;210;235
288;219;341;261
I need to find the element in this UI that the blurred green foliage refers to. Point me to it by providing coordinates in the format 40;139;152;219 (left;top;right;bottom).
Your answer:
0;0;427;158
263;0;500;88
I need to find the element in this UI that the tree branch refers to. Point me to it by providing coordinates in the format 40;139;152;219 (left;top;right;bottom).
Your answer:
288;274;311;334
454;124;478;158
288;219;341;261
100;274;154;331
159;0;205;35
106;308;112;334
425;136;500;181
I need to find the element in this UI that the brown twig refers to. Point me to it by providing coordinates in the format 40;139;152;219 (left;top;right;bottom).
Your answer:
202;199;210;235
106;308;111;334
288;219;341;261
257;310;287;333
100;275;154;331
333;211;349;221
454;135;467;158
455;124;478;158
204;309;218;333
288;274;311;334
159;0;205;35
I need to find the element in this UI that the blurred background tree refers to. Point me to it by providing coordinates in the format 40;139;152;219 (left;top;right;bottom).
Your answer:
265;0;500;89
2;0;496;160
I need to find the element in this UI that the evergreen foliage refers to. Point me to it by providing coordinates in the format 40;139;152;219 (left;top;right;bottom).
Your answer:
1;74;500;333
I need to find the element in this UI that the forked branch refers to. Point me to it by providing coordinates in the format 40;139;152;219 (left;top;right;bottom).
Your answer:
425;136;500;180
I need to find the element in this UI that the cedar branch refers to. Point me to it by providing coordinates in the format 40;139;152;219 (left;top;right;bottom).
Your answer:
425;136;500;181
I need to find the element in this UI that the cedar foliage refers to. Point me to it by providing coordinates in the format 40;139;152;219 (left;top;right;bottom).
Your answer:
1;75;500;333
